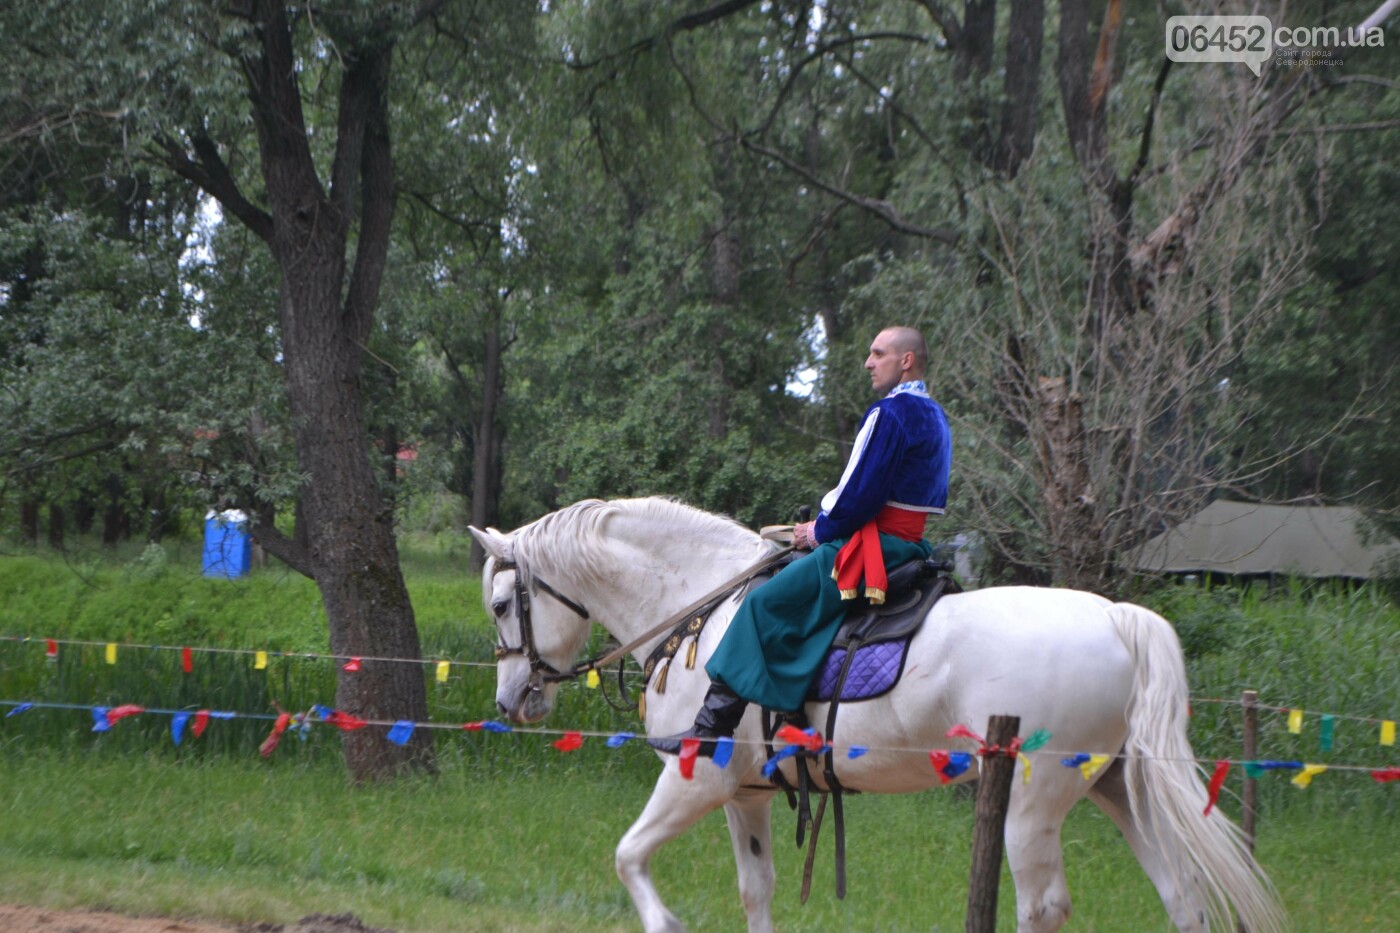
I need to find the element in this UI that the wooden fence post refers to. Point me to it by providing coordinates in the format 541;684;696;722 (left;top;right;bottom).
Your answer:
1241;689;1258;852
965;714;1021;933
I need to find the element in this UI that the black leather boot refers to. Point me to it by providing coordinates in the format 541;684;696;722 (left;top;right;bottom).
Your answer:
648;682;748;757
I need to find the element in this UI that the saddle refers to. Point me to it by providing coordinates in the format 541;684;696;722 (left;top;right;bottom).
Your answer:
809;557;954;703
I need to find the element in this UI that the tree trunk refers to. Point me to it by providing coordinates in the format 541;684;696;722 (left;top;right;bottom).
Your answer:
235;2;431;779
47;504;65;549
468;308;503;571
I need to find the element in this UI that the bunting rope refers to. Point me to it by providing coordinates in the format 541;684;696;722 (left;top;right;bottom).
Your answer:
3;699;1395;790
4;634;1394;733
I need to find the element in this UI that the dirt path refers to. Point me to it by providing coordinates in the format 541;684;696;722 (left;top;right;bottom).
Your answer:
0;907;392;933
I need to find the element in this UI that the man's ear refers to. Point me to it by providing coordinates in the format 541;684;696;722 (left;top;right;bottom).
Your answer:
469;526;515;563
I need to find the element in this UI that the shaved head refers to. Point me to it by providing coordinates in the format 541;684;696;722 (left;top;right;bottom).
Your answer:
880;326;928;377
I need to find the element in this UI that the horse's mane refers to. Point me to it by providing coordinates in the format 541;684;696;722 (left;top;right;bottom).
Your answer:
511;497;763;585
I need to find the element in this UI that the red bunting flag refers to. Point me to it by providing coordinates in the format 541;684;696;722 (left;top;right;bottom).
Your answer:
774;724;824;751
106;704;145;725
1371;768;1400;783
259;712;292;758
343;657;362;672
946;724;985;745
45;639;58;659
679;738;702;780
181;647;194;674
463;721;484;731
323;710;368;731
929;750;956;785
1204;760;1230;816
193;710;211;737
552;731;584;753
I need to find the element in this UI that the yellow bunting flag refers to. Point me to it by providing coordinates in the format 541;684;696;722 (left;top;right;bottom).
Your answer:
105;643;117;665
1019;753;1033;785
1291;763;1328;789
1287;709;1304;734
436;660;451;683
255;651;268;670
1079;754;1111;780
586;669;601;689
1381;720;1396;747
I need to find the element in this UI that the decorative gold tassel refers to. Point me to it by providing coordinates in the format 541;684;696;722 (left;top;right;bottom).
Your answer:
839;588;858;600
866;587;886;605
655;658;670;694
685;637;698;670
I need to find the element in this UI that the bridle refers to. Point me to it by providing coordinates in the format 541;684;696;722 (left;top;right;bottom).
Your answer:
488;543;795;702
491;559;593;693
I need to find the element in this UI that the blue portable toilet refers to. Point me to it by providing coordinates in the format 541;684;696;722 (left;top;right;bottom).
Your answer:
203;510;252;578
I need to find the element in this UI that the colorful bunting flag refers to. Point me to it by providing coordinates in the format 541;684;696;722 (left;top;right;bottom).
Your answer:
480;720;511;733
343;657;362;672
552;731;583;753
171;712;191;746
105;643;117;665
1244;759;1303;778
322;709;368;731
1204;760;1230;815
1381;721;1395;747
181;647;194;674
1287;709;1303;734
5;702;34;718
762;744;800;778
436;660;450;683
45;640;58;659
606;732;636;748
387;720;416;746
847;745;868;759
1319;715;1335;752
1291;763;1328;788
929;750;972;784
255;650;268;670
774;724;823;752
193;710;211;737
91;707;111;732
259;712;292;758
1019;753;1033;785
1078;753;1111;780
585;669;601;689
946;724;984;744
712;736;734;769
107;704;144;725
1370;767;1400;783
679;738;701;779
1020;729;1052;752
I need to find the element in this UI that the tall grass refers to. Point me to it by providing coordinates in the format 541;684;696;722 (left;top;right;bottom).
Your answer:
0;535;1396;929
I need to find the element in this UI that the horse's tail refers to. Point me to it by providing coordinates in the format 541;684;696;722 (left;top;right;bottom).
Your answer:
1107;602;1287;933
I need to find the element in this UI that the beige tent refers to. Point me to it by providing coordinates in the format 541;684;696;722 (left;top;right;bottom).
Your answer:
1129;500;1400;579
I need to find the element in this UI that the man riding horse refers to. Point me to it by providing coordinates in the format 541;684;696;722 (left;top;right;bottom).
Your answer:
653;325;952;755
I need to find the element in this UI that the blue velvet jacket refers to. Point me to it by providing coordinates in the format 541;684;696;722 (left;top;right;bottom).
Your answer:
813;380;951;544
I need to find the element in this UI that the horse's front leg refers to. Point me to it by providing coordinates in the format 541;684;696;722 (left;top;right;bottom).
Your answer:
616;763;735;933
723;790;778;933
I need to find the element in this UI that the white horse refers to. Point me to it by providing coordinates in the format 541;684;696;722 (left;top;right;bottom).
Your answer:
470;497;1283;933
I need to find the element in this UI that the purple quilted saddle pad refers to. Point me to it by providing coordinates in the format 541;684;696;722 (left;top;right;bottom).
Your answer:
808;637;911;702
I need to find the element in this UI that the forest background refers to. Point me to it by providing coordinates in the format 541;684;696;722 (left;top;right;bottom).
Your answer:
2;0;1398;781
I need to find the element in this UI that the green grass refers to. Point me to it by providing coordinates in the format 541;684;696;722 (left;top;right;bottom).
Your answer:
0;750;1394;931
0;536;1396;929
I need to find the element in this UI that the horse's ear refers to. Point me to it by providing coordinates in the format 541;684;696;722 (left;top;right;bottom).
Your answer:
469;525;514;563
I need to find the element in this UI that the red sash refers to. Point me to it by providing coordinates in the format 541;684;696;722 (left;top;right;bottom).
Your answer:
831;505;927;604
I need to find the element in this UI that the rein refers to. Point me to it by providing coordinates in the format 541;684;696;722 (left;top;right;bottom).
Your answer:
493;544;795;696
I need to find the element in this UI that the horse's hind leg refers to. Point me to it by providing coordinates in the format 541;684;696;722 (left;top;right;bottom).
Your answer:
723;791;777;933
1087;759;1207;932
1003;788;1077;933
616;765;734;933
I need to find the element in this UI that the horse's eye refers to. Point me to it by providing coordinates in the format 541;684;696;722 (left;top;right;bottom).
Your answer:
491;600;509;617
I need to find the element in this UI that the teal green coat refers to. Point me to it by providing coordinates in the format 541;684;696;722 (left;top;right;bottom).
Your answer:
706;534;932;711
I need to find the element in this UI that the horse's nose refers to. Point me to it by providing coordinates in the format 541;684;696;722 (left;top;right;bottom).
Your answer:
496;700;510;717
